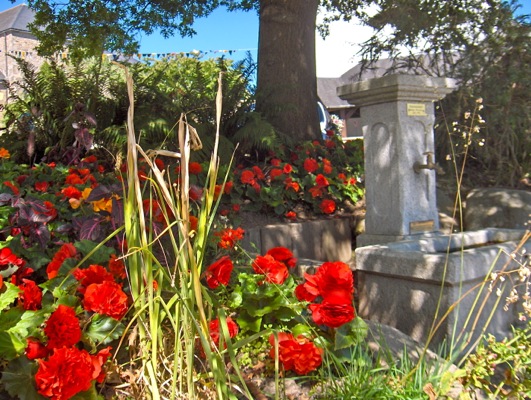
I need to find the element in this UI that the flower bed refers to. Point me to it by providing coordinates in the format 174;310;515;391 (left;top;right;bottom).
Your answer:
0;141;368;399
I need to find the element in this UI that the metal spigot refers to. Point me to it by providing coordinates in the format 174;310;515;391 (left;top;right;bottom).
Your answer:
413;152;445;175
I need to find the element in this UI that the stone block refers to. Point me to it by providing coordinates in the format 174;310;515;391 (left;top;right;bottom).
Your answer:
356;228;530;356
239;218;354;263
260;224;293;253
464;188;531;231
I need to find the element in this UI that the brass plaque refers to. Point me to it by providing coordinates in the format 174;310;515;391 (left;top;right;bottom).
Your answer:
410;220;435;233
407;103;427;116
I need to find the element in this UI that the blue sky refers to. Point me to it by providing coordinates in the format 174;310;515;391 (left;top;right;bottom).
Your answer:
1;1;530;77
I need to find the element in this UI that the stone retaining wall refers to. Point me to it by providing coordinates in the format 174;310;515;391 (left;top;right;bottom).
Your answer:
240;217;355;266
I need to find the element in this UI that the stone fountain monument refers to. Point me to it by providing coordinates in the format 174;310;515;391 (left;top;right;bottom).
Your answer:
338;74;454;247
338;74;530;355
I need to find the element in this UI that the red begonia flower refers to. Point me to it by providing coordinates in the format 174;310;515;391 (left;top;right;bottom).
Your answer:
253;254;289;285
18;279;42;310
266;247;297;268
268;332;323;375
35;347;95;400
209;317;239;349
83;281;129;320
204;256;233;289
320;199;336;214
73;264;116;294
308;300;355;328
303;158;319;173
189;161;203;175
44;304;81;350
25;338;50;360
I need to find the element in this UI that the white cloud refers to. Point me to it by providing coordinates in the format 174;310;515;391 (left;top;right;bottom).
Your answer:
315;17;375;77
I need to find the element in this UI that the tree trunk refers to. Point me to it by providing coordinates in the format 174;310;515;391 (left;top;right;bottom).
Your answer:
256;0;320;142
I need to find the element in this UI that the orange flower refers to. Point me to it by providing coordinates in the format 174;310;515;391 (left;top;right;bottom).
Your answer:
0;148;10;159
284;178;300;192
215;227;245;249
92;197;113;213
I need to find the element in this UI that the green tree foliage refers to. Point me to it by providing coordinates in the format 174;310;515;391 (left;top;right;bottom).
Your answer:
0;54;255;165
0;57;125;165
435;7;530;188
128;54;256;163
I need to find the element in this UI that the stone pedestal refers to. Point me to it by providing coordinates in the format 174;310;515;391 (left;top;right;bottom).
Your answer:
354;228;529;356
338;74;456;246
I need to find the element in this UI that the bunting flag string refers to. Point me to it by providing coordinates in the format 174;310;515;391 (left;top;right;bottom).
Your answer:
102;47;257;61
2;47;257;62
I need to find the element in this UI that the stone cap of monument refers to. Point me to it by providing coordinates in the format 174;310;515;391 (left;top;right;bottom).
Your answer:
337;73;456;107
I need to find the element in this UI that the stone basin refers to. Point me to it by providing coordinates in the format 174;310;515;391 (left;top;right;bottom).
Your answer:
355;228;530;356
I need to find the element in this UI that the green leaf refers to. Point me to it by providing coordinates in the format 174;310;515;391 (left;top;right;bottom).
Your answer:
70;382;101;400
291;323;313;338
41;273;77;295
85;314;125;345
1;357;45;400
0;331;26;360
0;307;24;331
0;282;21;312
75;240;114;265
236;311;262;333
274;204;286;215
8;309;50;338
228;287;243;308
53;292;80;309
334;317;368;351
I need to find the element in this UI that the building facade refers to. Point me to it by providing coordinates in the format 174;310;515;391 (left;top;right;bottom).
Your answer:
0;4;44;108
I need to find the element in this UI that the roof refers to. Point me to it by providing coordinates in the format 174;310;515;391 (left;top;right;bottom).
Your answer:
318;56;453;109
317;77;350;110
0;4;35;34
